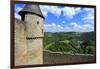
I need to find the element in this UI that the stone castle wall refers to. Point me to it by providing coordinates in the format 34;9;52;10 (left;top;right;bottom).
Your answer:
43;51;95;64
15;18;27;65
25;14;44;37
14;14;43;66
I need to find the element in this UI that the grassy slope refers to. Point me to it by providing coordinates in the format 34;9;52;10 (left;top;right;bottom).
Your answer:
43;32;94;54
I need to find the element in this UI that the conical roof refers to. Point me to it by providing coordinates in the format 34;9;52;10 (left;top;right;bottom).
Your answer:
18;4;44;18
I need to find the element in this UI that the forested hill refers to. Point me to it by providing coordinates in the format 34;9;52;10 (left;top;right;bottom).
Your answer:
43;32;95;54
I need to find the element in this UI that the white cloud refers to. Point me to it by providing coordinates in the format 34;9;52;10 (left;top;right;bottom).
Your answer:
67;22;83;32
39;5;50;17
40;5;62;18
62;21;65;23
82;24;94;31
50;6;62;18
14;7;23;19
41;6;94;32
62;7;81;19
15;7;22;13
67;22;94;32
40;5;81;19
82;12;94;23
83;8;94;12
83;14;94;20
44;23;64;32
82;8;94;24
44;22;94;32
69;22;81;29
14;4;25;19
15;13;21;19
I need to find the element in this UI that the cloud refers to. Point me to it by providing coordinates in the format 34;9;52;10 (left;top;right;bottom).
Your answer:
82;24;94;31
40;5;62;18
67;22;94;32
66;22;83;32
50;6;62;18
14;7;23;19
41;6;94;32
69;22;81;29
15;5;94;32
14;4;25;19
15;13;21;19
40;5;81;19
62;7;81;19
39;5;50;17
83;8;94;12
44;22;94;32
44;23;64;32
62;21;65;23
82;8;94;25
15;5;82;20
15;7;22;13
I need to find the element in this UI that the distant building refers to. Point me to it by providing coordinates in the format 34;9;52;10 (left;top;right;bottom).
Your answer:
15;4;44;66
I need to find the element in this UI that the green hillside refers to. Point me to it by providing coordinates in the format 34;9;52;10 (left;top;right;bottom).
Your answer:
43;32;95;54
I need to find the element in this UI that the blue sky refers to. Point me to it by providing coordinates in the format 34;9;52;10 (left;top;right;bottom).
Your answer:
15;4;94;32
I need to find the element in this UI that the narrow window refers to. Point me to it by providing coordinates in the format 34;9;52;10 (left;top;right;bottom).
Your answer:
37;21;39;24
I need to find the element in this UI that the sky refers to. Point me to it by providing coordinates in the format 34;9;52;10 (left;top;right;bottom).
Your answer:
14;4;94;32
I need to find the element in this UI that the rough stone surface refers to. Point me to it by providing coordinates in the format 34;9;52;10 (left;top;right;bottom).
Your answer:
25;14;44;37
15;19;27;65
14;14;44;66
27;39;43;64
43;51;95;64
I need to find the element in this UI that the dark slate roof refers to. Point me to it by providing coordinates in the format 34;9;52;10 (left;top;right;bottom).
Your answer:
18;4;44;18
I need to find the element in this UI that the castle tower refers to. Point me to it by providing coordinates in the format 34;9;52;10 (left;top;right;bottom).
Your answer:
18;4;44;65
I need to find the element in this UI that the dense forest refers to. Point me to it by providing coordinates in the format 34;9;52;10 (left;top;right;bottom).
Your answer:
43;32;95;54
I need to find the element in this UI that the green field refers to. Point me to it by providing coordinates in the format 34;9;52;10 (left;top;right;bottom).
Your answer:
43;32;95;54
